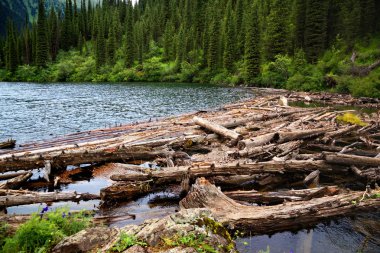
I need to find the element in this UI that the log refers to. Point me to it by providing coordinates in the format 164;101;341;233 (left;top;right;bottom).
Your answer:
278;128;326;143
193;116;242;141
225;186;340;204
180;178;380;233
0;146;172;173
237;133;279;150
303;144;378;157
0;171;30;180
0;172;33;189
324;153;380;167
100;181;155;203
110;160;340;184
0;190;100;207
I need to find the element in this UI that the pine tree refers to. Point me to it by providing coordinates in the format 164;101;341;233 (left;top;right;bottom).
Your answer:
208;8;221;71
125;0;134;68
304;0;328;63
49;7;59;61
95;18;106;68
360;0;376;37
5;20;18;72
265;0;290;61
223;0;236;73
36;0;49;67
294;0;306;49
107;27;116;64
245;4;260;83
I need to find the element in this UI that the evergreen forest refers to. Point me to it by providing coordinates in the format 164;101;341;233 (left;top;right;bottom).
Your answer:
1;0;380;97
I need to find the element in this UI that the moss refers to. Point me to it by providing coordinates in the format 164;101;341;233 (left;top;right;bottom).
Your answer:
195;216;236;252
336;113;367;126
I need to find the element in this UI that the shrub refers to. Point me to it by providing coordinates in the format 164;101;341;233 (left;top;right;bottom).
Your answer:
111;233;147;252
260;55;292;88
1;207;91;253
336;113;367;126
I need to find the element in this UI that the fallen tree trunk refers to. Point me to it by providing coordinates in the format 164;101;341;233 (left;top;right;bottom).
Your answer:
110;160;339;184
0;172;33;189
324;153;380;167
0;171;30;180
180;178;380;233
193;116;242;141
0;146;172;173
225;186;340;204
0;190;100;207
100;181;155;203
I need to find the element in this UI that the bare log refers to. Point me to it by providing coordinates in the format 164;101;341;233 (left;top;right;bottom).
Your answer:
0;171;30;180
193;116;242;141
278;128;326;143
0;190;100;207
0;172;33;189
324;153;380;167
180;178;380;233
100;181;155;203
225;186;340;204
238;133;279;150
110;160;340;184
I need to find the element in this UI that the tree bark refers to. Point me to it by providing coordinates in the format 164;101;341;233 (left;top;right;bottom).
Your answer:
193;116;242;141
0;190;100;207
324;153;380;167
180;178;380;233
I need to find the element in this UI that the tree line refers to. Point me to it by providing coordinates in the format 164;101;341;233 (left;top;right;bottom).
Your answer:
1;0;379;85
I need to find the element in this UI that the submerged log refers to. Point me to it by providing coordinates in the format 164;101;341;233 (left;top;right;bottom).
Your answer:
100;181;155;203
0;139;16;149
0;190;100;207
193;116;242;141
180;178;380;233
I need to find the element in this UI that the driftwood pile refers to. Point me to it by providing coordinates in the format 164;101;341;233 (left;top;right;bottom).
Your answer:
0;89;379;235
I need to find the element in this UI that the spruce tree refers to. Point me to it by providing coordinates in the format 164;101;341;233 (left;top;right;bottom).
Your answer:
207;9;221;71
5;20;18;72
49;7;59;61
245;4;260;83
294;0;306;49
223;0;236;73
304;0;328;63
265;0;290;61
125;0;134;68
36;0;49;67
95;19;106;68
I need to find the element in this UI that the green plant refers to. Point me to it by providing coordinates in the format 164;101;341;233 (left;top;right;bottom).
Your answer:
111;232;147;252
258;246;270;253
163;233;217;253
336;113;367;126
1;207;91;253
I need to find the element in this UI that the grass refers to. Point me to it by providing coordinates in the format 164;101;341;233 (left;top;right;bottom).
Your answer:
162;233;218;253
1;206;91;253
110;232;147;252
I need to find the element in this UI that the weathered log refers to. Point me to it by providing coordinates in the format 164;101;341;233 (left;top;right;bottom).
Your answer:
0;172;33;189
278;128;326;143
351;166;380;183
0;190;100;207
237;133;279;150
110;160;340;184
237;141;302;160
0;146;172;173
324;152;380;167
225;186;340;204
180;178;380;233
0;171;30;180
303;170;320;188
193;116;242;141
303;144;378;157
100;181;155;203
322;125;359;143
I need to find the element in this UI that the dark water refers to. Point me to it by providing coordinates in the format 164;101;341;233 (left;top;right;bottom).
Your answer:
0;82;252;144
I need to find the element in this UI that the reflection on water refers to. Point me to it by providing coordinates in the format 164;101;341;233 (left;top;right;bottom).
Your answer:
236;213;380;253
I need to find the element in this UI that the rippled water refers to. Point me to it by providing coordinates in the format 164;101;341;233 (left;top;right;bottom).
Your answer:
0;82;252;144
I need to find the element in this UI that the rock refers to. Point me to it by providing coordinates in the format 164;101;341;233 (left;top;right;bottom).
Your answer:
305;95;312;102
123;245;147;253
158;247;198;253
279;96;289;107
52;227;118;253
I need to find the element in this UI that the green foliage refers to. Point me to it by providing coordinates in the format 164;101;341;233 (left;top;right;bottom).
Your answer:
258;246;271;253
1;207;91;253
110;232;147;252
260;55;292;88
336;113;367;126
0;222;9;248
163;233;217;253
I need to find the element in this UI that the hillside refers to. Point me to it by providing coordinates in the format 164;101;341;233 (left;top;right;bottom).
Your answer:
1;0;380;97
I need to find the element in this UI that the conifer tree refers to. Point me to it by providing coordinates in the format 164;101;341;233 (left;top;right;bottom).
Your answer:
5;20;18;72
304;0;328;62
223;0;236;73
265;0;290;61
125;0;134;68
245;4;260;83
36;0;49;67
294;0;306;49
49;7;59;61
208;8;221;71
95;19;106;68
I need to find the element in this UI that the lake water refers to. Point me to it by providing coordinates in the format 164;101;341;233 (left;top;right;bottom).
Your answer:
1;82;379;253
0;82;252;144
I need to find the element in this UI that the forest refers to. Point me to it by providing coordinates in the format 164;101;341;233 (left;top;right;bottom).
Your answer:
0;0;380;97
